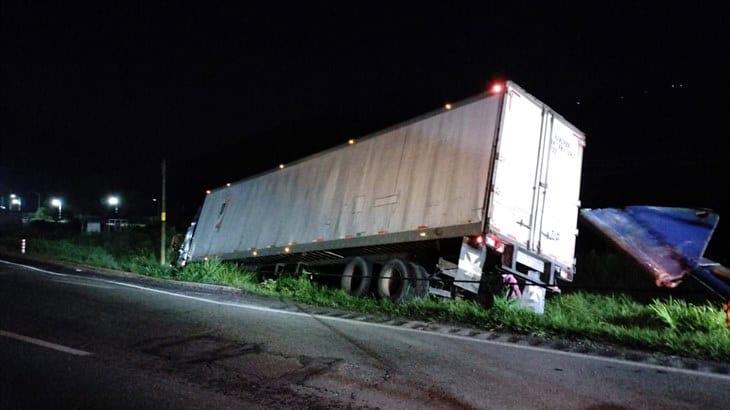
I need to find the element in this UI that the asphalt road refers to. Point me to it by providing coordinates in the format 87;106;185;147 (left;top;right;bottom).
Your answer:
1;259;728;409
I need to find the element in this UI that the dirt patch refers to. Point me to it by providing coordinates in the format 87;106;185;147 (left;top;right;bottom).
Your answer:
133;334;350;408
138;334;260;363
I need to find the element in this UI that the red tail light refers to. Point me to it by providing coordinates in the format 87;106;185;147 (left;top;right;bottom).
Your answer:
489;82;504;94
485;233;505;253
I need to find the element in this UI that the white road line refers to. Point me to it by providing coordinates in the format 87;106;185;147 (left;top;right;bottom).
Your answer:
0;330;93;356
51;278;115;289
2;258;729;381
0;260;70;277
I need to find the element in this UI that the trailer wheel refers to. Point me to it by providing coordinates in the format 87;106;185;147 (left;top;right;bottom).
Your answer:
409;263;430;298
341;257;373;297
377;259;415;303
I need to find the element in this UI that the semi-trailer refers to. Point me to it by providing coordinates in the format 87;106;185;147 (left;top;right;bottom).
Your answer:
178;81;585;306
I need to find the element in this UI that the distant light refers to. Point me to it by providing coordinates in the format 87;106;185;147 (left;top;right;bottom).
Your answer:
284;246;290;253
444;103;452;110
152;198;157;202
50;198;62;208
204;257;209;261
9;194;17;199
107;196;120;206
279;164;285;169
419;231;427;237
348;139;355;145
205;190;211;195
10;198;21;206
252;250;258;256
489;83;504;94
226;183;231;187
475;235;484;245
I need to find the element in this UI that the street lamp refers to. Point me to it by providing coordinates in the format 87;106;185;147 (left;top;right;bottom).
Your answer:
107;196;120;214
50;198;62;220
10;197;21;211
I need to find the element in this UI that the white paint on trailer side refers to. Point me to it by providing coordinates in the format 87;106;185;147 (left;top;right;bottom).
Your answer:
190;96;501;260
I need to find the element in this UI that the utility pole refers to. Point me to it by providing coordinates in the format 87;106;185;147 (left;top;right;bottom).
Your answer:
160;159;167;265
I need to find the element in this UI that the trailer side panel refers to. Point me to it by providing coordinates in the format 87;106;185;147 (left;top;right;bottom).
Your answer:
189;96;502;261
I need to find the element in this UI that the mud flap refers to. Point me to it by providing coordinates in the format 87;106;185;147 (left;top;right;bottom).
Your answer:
454;240;486;294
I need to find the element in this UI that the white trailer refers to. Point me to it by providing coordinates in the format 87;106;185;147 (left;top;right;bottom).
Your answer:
179;81;585;305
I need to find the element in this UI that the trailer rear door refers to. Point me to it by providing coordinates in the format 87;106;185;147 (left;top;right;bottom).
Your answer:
488;83;585;272
537;118;584;270
488;85;544;247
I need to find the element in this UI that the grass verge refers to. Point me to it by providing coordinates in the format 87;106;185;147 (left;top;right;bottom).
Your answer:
1;233;728;361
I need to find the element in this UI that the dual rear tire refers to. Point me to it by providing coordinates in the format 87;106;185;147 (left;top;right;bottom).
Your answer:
376;259;415;303
340;256;372;297
342;257;429;303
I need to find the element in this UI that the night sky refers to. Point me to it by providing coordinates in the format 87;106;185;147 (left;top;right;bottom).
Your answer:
1;3;728;255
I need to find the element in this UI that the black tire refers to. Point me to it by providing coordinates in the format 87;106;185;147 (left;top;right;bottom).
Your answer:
409;263;430;299
340;257;373;296
377;259;415;303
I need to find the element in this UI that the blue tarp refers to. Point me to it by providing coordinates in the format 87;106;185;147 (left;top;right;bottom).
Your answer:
581;206;729;300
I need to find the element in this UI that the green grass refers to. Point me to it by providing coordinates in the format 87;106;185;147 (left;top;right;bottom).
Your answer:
1;233;728;361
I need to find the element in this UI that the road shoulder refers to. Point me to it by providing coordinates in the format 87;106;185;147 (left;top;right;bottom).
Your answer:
2;251;729;379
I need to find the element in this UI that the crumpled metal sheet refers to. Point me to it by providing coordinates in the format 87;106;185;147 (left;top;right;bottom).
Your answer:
580;207;718;288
